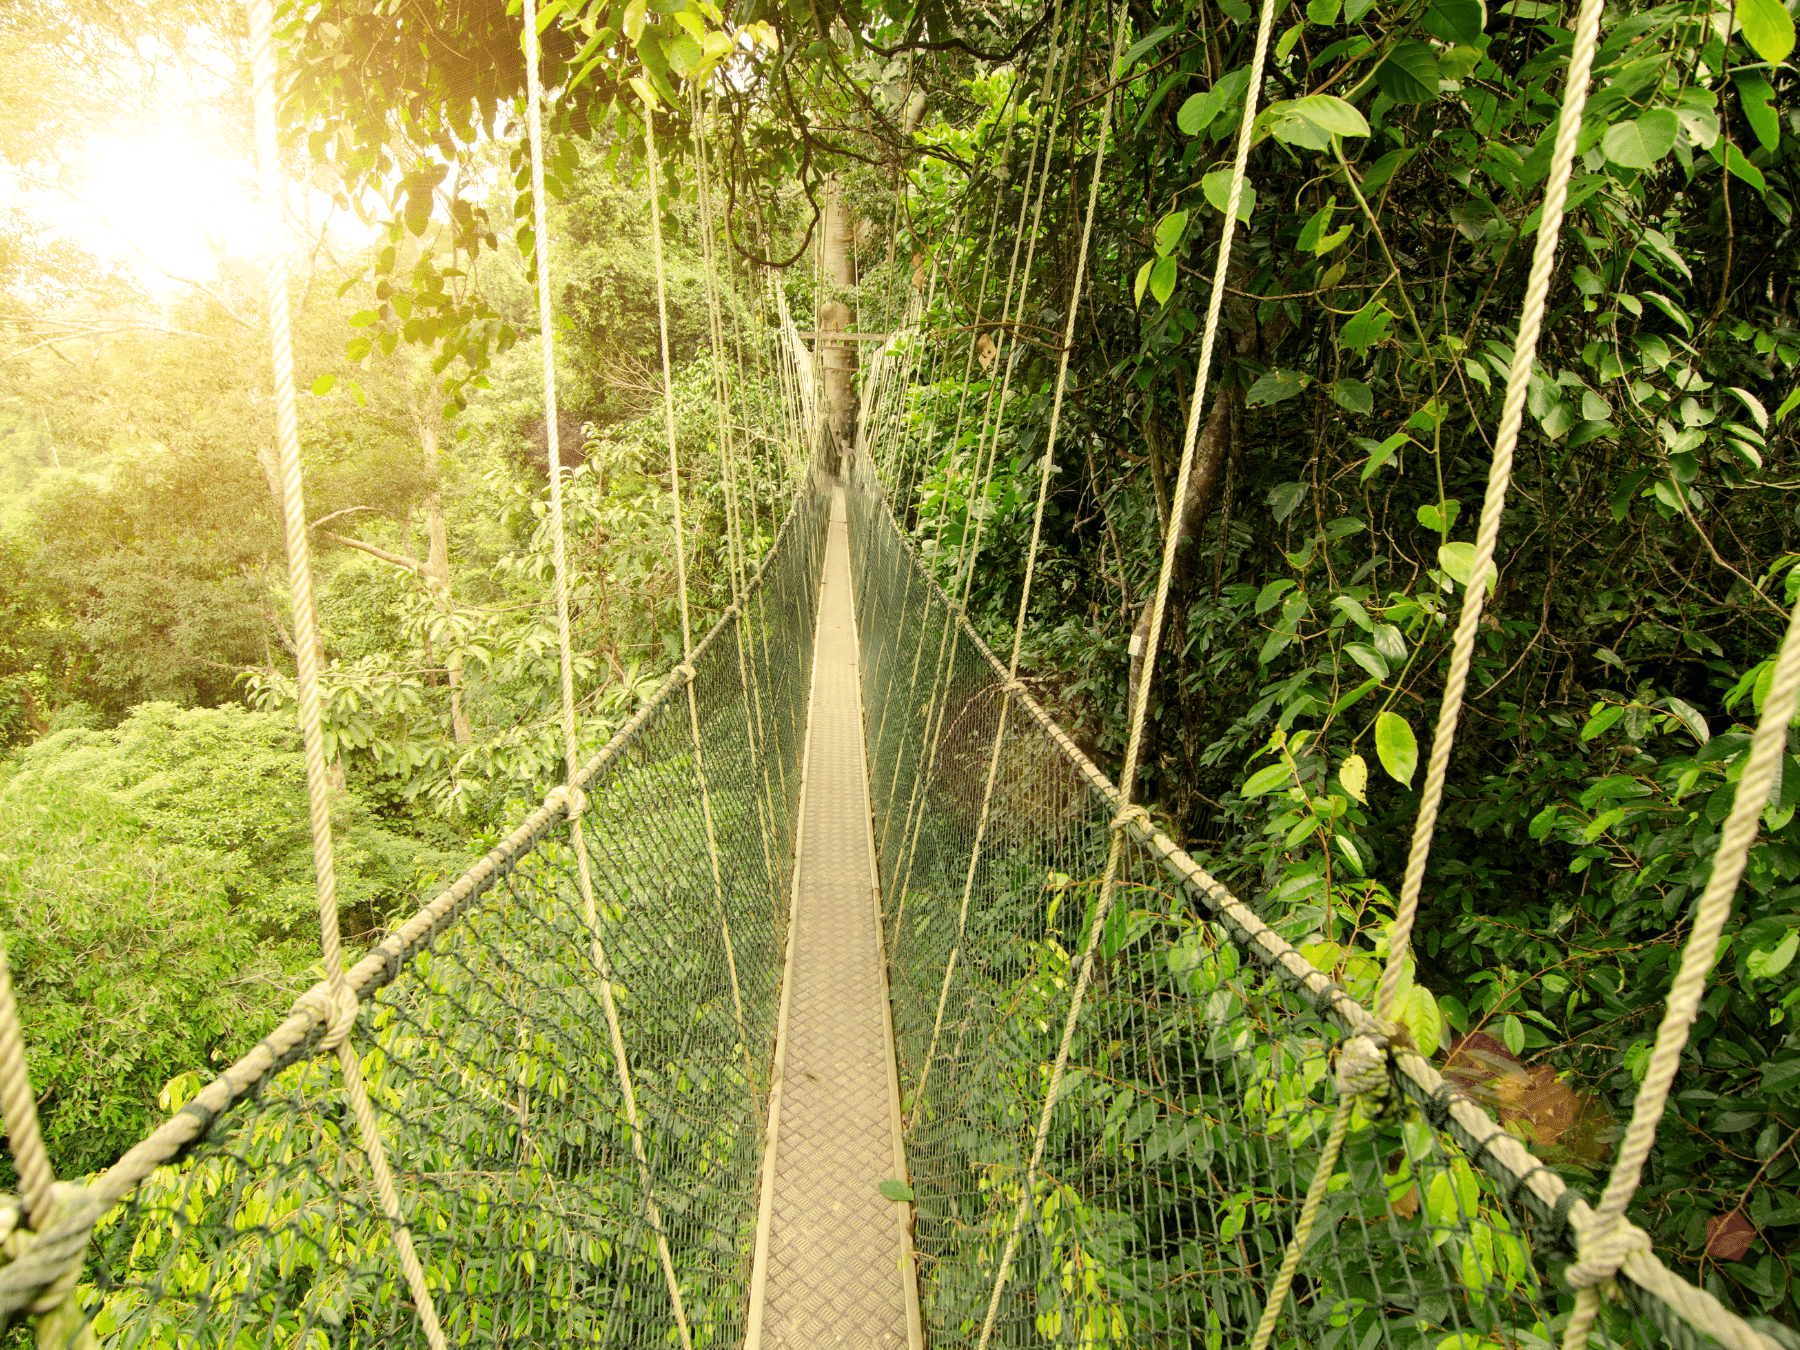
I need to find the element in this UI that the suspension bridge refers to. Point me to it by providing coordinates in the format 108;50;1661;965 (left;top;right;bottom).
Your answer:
1;1;1797;1348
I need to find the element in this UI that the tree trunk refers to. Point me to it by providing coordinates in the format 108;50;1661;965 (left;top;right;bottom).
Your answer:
818;173;857;475
1126;301;1289;807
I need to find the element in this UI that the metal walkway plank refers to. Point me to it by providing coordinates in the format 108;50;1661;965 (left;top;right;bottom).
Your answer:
747;486;920;1350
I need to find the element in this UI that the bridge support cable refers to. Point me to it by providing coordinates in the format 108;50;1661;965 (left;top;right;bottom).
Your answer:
525;11;697;1347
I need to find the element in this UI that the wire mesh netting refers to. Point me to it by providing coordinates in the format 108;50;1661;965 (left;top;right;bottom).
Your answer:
842;453;1735;1350
61;474;831;1350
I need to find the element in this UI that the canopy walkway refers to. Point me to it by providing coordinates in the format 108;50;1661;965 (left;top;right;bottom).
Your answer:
1;2;1798;1349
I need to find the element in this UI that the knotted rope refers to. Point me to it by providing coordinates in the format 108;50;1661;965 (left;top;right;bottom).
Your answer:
245;5;450;1344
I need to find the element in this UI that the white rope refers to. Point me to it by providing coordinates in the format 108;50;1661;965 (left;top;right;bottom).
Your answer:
520;11;694;1346
246;4;447;1345
1375;0;1605;1026
639;90;756;1092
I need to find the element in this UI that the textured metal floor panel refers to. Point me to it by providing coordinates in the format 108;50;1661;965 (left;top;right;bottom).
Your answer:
752;487;916;1350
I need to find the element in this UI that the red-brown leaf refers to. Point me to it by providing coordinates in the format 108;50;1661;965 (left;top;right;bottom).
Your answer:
1705;1210;1756;1261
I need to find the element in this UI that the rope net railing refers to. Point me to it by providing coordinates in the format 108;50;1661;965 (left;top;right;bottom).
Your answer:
32;467;830;1349
843;450;1791;1350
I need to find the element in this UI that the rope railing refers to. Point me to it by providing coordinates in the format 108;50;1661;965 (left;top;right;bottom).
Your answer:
845;447;1790;1350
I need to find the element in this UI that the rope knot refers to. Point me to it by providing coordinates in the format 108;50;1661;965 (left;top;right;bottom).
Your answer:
999;678;1026;697
1335;1034;1392;1100
676;663;697;683
293;980;359;1052
1111;805;1152;834
1566;1217;1652;1292
544;783;587;823
0;1184;104;1342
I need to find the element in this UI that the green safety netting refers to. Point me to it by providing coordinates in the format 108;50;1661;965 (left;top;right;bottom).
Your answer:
61;473;830;1349
843;445;1773;1350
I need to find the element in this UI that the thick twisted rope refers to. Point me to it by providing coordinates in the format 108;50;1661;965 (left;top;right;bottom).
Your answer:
246;7;449;1346
0;947;53;1233
1375;0;1605;1026
521;12;694;1346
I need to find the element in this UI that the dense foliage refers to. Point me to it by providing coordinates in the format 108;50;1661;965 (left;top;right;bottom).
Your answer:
2;0;1799;1336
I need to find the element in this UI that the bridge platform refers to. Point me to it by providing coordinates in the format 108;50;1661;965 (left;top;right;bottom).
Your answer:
746;486;921;1350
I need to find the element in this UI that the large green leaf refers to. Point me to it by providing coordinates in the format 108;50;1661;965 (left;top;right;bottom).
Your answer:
1601;109;1679;169
1265;95;1371;150
1201;168;1257;221
1374;711;1418;786
1177;69;1250;137
1244;369;1311;407
1374;41;1440;104
1422;0;1486;45
1153;210;1188;256
1735;73;1780;152
1738;0;1796;63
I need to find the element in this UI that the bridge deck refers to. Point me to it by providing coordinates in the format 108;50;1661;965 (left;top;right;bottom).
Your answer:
746;486;919;1350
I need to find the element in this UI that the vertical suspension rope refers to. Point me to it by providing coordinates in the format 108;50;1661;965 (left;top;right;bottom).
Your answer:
1373;0;1604;1026
639;90;756;1091
245;4;447;1345
519;10;694;1345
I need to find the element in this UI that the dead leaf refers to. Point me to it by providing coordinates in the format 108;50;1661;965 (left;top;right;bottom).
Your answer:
975;332;998;372
1445;1032;1613;1167
1389;1183;1420;1219
1706;1210;1756;1261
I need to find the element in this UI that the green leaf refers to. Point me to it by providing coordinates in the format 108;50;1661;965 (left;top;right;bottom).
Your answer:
1341;299;1394;355
1720;139;1768;193
1177;69;1251;137
1736;73;1781;153
1332;379;1373;415
1133;260;1154;307
1265;95;1371;150
1245;369;1311;407
1374;41;1440;104
1121;23;1178;69
1148;256;1178;306
1331;595;1375;630
1748;929;1800;981
1437;541;1477;587
878;1179;915;1202
1502;1014;1525;1057
1738;0;1796;63
1307;0;1342;22
1332;677;1381;714
1355;431;1408;480
1416;499;1462;533
1375;711;1418;786
1422;0;1485;45
1344;642;1389;679
1241;762;1295;796
1601;109;1679;170
1266;481;1308;523
1256;579;1297;614
1339;753;1369;803
1202;169;1257;222
311;373;337;397
1579;703;1625;741
1777;387;1800;424
1153;210;1189;257
1662;692;1711;743
1527;804;1560;840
